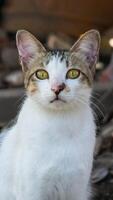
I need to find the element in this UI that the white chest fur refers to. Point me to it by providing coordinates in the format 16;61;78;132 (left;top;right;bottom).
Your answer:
0;98;95;200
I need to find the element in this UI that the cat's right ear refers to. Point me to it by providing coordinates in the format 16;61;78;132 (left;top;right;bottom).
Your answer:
16;30;46;72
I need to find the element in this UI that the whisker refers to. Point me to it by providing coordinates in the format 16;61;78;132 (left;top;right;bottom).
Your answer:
91;91;101;98
90;94;105;111
90;100;104;118
77;95;104;122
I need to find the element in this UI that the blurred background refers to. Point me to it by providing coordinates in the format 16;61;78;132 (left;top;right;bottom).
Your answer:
0;0;113;199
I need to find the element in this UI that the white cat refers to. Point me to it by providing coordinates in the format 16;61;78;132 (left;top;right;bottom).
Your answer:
0;29;100;200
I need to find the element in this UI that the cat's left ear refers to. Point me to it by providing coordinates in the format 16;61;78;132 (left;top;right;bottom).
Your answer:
16;30;46;72
70;30;100;76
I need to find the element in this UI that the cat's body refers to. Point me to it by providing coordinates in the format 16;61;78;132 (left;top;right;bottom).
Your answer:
0;30;100;200
0;97;95;200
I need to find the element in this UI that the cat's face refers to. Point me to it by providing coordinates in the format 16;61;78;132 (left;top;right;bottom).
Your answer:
16;30;100;110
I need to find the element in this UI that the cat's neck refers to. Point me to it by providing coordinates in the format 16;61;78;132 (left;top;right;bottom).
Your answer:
17;97;91;129
16;97;93;140
19;97;90;119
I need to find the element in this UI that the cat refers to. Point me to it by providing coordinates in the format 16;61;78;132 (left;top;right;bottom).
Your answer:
0;29;100;200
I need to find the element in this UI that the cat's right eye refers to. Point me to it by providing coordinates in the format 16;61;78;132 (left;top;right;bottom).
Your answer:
35;69;49;80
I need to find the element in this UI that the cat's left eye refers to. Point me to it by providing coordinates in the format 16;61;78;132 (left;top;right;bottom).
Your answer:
66;69;80;79
35;69;49;80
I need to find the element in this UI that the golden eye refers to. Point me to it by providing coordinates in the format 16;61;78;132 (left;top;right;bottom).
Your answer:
66;69;80;79
35;70;49;80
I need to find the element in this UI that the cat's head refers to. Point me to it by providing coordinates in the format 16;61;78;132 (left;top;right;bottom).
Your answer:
16;30;100;110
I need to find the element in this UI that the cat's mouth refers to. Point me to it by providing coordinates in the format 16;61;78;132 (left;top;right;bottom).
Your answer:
50;96;66;103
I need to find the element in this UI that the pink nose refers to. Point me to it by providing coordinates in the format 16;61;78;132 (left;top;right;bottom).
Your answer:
51;83;66;95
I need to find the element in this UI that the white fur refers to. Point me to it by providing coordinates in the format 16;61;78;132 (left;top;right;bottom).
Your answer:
0;56;96;200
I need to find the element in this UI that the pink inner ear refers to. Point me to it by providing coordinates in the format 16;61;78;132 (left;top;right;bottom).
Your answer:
18;43;34;63
82;41;98;64
86;52;97;63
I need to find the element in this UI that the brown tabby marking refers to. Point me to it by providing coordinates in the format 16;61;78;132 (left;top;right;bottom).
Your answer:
70;53;93;85
27;78;37;94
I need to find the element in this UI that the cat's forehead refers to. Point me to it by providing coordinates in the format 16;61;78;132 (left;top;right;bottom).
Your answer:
46;50;69;67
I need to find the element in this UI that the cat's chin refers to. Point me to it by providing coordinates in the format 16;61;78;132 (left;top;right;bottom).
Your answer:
42;99;74;111
35;99;68;111
50;98;66;104
47;100;66;110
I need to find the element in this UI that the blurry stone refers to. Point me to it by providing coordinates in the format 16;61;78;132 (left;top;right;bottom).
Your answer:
99;126;113;152
92;150;113;185
102;122;113;138
47;33;74;49
101;137;113;152
110;169;113;176
94;153;113;169
1;46;19;68
4;70;24;87
92;165;108;183
109;179;113;183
